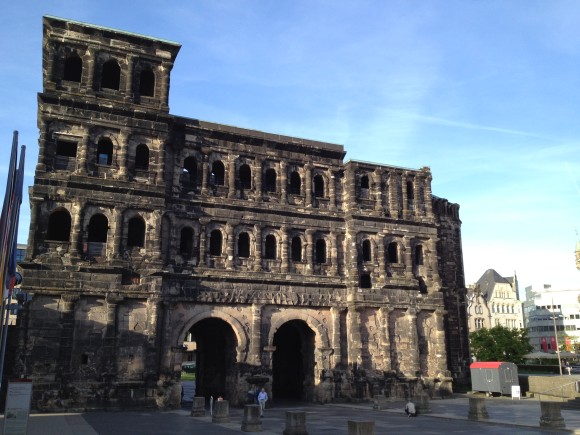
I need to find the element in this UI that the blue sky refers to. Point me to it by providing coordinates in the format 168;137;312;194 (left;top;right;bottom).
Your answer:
1;1;579;291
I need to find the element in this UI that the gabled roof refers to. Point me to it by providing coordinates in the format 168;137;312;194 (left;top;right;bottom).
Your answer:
476;269;511;296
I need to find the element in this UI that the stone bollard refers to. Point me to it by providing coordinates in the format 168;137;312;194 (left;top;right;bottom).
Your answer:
283;411;308;435
416;393;431;415
347;420;375;435
191;396;206;417
539;401;566;429
212;399;230;423
241;404;262;432
372;394;387;410
467;397;489;421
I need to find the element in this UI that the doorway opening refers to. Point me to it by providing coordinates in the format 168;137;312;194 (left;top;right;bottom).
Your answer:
272;320;315;401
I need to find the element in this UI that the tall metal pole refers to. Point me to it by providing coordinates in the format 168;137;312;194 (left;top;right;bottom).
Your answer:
552;299;562;376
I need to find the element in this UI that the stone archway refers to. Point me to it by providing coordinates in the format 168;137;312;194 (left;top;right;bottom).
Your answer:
272;320;315;401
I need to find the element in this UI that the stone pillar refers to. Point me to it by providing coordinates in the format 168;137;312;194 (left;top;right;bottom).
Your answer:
345;167;356;207
26;199;41;259
305;229;314;273
253;225;262;271
329;232;338;276
70;201;83;256
241;405;262;432
283;411;308;435
347;306;362;369
102;294;123;382
377;237;386;285
433;309;448;375
116;130;129;178
152;210;164;261
413;177;421;217
114;208;125;258
124;55;134;96
76;132;90;175
388;173;397;217
373;169;382;213
250;304;262;365
199;226;207;267
85;48;95;90
254;158;262;201
159;61;171;109
347;420;375;435
378;307;392;371
225;223;234;268
228;156;236;199
467;397;489;421
401;173;409;219
424;174;434;218
417;392;431;414
212;400;230;423
329;170;336;211
281;226;289;273
201;156;209;195
539;401;566;429
330;307;343;369
191;396;206;417
56;294;79;381
280;161;287;204
82;134;92;175
402;308;420;376
156;137;165;186
304;164;312;207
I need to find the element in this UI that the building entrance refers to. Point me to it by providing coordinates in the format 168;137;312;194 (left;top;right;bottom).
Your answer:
272;320;315;401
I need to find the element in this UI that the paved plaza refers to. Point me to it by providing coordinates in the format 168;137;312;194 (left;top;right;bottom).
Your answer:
5;394;580;434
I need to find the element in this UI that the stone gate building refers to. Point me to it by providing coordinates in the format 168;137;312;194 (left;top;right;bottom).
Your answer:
15;16;469;410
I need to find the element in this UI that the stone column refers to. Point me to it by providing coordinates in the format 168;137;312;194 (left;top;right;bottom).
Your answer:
305;229;314;274
539;401;566;429
228;156;236;199
250;304;262;365
388;173;397;217
424;174;434;218
191;396;206;417
347;420;375;435
329;170;336;211
280;161;287;204
281;226;289;273
70;201;83;256
159;61;171;109
254;158;262;201
377;236;386;285
331;307;343;369
56;294;79;381
212;400;230;423
347;306;362;369
304;164;312;207
378;307;392;371
241;405;262;432
116;130;129;178
152;210;164;261
402;307;420;376
253;225;262;271
414;177;421;217
467;397;489;421
283;411;307;435
76;132;90;175
124;55;134;96
156;138;165;186
82;134;92;175
201;155;209;195
373;169;382;213
345;167;356;207
401;173;409;219
26;199;41;259
85;48;95;90
114;208;125;258
225;223;234;268
329;232;338;276
433;309;448;375
103;294;123;382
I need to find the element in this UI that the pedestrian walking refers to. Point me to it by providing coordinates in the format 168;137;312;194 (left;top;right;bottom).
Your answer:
257;387;268;417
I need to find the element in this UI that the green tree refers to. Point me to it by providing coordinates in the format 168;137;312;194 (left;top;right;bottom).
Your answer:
470;325;533;364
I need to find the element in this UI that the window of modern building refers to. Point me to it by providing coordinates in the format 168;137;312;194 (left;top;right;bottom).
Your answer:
362;239;371;262
139;68;155;97
387;242;398;263
210;161;225;186
46;209;71;242
87;214;108;243
264;234;277;259
239;164;251;189
238;232;250;258
313;174;324;198
291;237;302;261
264;169;276;193
134;144;149;170
183;157;197;186
209;230;222;256
127;217;145;247
97;138;113;166
63;54;82;82
101;59;120;90
315;238;326;263
180;227;194;256
289;171;301;194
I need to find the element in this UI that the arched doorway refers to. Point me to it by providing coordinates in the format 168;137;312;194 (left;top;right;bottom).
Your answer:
272;320;315;401
189;318;237;399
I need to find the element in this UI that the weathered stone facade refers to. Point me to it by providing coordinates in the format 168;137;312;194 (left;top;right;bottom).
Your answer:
15;16;469;411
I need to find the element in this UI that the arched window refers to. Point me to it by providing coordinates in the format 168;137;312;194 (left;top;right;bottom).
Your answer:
127;217;145;248
239;164;251;189
134;144;149;170
46;209;71;242
362;239;372;262
289;171;301;194
237;232;250;258
360;273;372;288
387;242;398;263
265;234;277;259
313;174;324;198
87;214;108;243
414;245;423;266
183;157;198;186
264;169;277;193
180;227;194;256
291;237;302;261
97;138;113;166
211;161;225;186
63;54;82;82
360;175;369;189
139;68;155;97
101;59;120;90
315;238;326;264
407;180;414;210
209;230;222;256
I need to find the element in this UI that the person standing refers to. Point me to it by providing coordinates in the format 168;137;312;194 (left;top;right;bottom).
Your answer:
257;387;268;417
